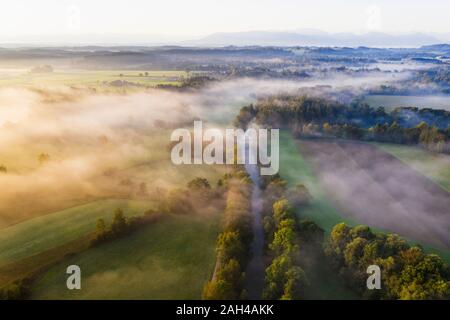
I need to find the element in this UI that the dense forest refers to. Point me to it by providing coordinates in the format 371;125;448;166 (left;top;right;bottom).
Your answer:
235;95;450;153
326;223;450;299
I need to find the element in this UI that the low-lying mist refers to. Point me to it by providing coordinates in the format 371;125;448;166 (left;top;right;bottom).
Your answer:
300;140;450;250
0;72;406;227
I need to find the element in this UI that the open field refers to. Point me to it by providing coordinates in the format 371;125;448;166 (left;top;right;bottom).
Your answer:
0;84;229;296
278;131;358;299
0;123;228;228
280;131;450;266
0;56;448;300
375;143;450;192
299;139;450;251
30;213;219;299
0;232;94;288
362;94;450;111
0;69;187;92
0;199;153;266
278;131;353;232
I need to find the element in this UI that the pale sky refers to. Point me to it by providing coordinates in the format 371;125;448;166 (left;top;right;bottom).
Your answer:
1;0;449;40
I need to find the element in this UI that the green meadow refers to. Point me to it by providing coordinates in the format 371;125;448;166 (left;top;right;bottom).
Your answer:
279;131;450;265
0;70;187;92
0;199;153;267
278;131;358;299
374;143;450;263
30;213;219;299
278;130;353;233
375;142;450;192
0;122;228;294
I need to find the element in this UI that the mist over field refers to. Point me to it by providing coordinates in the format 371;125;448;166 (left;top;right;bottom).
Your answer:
300;140;450;250
0;66;435;229
0;37;449;302
1;0;450;303
0;71;411;226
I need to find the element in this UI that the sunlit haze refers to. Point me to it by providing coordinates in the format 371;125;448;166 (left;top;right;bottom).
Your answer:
1;0;450;44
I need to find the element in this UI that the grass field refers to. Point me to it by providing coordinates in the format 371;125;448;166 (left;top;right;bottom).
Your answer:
0;127;229;228
278;131;354;233
0;232;94;288
30;213;219;299
0;113;229;295
279;131;450;286
0;69;187;92
278;131;358;299
280;132;450;265
0;199;154;266
375;143;450;192
374;144;450;262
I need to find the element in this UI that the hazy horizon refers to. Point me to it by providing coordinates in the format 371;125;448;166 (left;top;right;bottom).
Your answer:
1;0;449;46
0;2;449;302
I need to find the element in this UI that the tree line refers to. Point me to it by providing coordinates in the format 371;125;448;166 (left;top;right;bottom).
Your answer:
92;177;223;247
202;168;253;299
235;95;449;153
260;174;323;300
263;198;309;299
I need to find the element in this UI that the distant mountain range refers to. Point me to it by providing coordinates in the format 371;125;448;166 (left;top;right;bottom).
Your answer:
2;30;450;48
188;31;450;48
